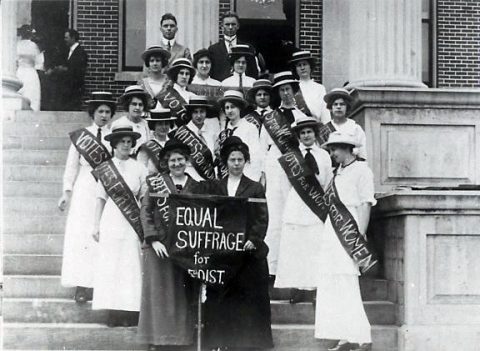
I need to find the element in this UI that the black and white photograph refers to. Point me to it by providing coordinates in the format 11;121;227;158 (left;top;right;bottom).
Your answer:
2;0;480;350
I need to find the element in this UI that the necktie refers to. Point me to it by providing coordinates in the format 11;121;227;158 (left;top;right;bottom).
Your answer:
97;127;102;141
198;130;207;144
305;148;319;175
282;108;295;124
239;73;243;90
261;109;266;116
167;41;171;51
175;184;183;192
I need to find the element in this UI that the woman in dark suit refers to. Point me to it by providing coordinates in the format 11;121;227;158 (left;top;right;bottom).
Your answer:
198;136;273;351
137;139;197;350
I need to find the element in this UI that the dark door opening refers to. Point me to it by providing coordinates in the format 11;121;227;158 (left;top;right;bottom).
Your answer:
236;0;297;75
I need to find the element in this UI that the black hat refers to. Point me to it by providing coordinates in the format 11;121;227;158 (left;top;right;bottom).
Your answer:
104;125;141;142
158;138;191;160
141;46;171;64
220;136;249;158
272;71;299;93
145;106;176;129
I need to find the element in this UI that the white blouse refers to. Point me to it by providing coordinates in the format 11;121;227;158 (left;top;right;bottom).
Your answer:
299;79;331;124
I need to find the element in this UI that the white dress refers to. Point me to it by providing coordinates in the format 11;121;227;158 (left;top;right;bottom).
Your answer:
92;157;148;311
274;144;332;289
259;122;291;275
298;79;331;124
314;161;376;343
16;39;41;111
61;124;111;288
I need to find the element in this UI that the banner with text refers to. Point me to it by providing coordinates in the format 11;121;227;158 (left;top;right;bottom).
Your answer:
166;193;248;288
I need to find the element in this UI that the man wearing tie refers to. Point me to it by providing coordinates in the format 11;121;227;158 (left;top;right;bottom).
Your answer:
61;29;88;111
208;12;264;81
159;13;192;66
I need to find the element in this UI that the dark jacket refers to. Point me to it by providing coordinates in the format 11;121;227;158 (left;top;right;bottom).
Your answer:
65;44;88;96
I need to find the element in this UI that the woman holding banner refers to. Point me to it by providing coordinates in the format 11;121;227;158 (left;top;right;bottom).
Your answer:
274;115;333;303
315;131;375;351
58;91;115;303
200;136;273;351
137;138;197;350
91;125;148;327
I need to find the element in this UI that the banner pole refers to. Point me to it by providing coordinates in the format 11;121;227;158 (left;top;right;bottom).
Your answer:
197;283;204;351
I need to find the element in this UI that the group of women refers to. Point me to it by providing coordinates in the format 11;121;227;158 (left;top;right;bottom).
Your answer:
58;44;374;351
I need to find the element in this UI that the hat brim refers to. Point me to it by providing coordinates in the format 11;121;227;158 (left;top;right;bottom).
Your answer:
185;103;213;110
158;143;191;160
247;85;273;100
324;91;353;105
218;96;248;109
291;121;320;132
272;79;299;89
141;48;170;62
85;99;116;106
288;57;315;66
118;91;151;104
104;131;142;142
321;140;359;148
167;65;196;79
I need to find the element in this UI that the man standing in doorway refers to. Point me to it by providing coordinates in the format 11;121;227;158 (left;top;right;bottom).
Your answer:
159;13;192;66
208;12;264;81
60;29;88;111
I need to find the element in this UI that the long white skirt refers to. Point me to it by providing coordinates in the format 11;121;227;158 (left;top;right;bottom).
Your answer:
61;167;98;288
275;223;322;289
92;201;142;311
314;274;371;343
17;66;41;111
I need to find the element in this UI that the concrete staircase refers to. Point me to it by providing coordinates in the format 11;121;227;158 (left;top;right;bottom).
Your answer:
2;110;398;350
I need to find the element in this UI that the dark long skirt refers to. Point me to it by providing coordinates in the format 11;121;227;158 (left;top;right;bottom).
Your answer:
137;246;195;346
204;255;273;349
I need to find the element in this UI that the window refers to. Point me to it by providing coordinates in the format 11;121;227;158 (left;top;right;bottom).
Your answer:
422;0;436;87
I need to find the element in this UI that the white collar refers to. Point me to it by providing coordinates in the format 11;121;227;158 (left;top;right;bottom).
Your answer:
68;42;79;56
186;120;204;134
226;117;243;129
255;106;272;114
173;83;187;92
279;102;296;110
224;35;237;42
299;143;316;152
162;37;176;47
92;123;110;131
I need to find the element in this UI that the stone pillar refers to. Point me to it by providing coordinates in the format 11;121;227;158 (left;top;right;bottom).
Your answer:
2;0;29;110
347;0;426;88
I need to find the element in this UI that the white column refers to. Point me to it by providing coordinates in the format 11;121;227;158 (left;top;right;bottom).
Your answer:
347;0;426;88
146;0;219;55
2;0;29;110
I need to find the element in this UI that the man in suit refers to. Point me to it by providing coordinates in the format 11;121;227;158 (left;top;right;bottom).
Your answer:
159;13;192;66
60;29;88;110
208;12;264;82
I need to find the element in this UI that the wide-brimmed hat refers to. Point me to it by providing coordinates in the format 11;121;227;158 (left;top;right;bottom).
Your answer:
321;131;360;148
141;45;171;64
167;58;196;80
118;85;150;104
272;71;299;92
247;79;273;101
228;44;254;64
85;91;116;108
158;138;191;160
193;48;213;67
290;115;320;132
146;106;176;129
324;88;353;108
185;96;213;110
288;50;316;67
105;125;141;142
218;90;248;109
220;136;249;157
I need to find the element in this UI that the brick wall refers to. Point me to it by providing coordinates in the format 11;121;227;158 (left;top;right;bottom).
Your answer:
437;0;480;88
299;0;322;81
76;0;126;103
218;0;232;36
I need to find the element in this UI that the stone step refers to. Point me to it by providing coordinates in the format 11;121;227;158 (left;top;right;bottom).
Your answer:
3;165;64;182
4;234;64;255
3;181;63;197
4;254;63;275
3;150;67;166
3;122;85;138
3;135;72;150
2;323;397;351
3;276;75;298
4;215;66;234
9;110;90;123
4;197;63;216
3;298;395;326
271;278;388;302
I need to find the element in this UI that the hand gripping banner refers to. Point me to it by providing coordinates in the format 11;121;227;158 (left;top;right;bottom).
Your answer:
165;193;249;288
278;150;377;273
